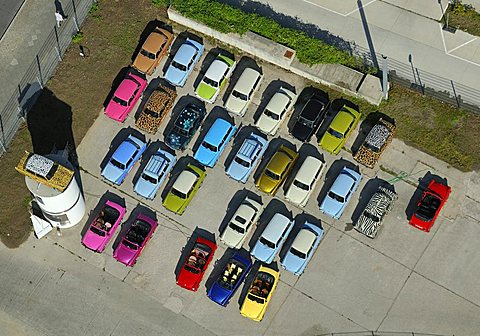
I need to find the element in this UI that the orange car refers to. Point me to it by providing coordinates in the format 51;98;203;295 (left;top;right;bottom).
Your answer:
132;27;173;75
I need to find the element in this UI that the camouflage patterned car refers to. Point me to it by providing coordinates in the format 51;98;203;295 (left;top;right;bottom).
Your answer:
135;84;177;134
353;118;395;168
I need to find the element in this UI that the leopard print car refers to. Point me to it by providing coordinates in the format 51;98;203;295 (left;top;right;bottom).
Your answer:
135;85;177;134
354;118;395;168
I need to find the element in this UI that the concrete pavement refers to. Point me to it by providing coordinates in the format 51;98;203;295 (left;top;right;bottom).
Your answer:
0;0;25;40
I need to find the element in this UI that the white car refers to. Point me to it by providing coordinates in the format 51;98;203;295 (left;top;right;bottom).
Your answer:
220;196;263;249
224;68;262;116
255;86;296;135
285;156;325;207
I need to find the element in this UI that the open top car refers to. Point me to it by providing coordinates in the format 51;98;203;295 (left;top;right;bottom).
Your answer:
207;252;252;306
193;118;237;168
285;156;325;207
134;149;176;200
240;265;279;322
224;68;263;116
319;166;362;219
82;200;126;253
162;163;206;215
135;84;177;134
220;195;263;249
132;27;173;75
290;95;329;142
355;185;397;238
319;105;361;155
354;118;396;168
195;54;236;103
281;221;324;276
105;71;147;122
113;213;158;267
164;38;204;87
177;236;217;291
101;134;147;185
409;180;451;232
255;87;296;136
165;103;206;151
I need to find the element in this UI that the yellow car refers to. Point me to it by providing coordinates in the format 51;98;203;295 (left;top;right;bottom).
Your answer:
255;145;298;195
240;265;279;322
319;105;361;155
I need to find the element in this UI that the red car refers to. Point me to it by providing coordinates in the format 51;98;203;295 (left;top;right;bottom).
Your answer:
176;236;217;291
409;180;451;232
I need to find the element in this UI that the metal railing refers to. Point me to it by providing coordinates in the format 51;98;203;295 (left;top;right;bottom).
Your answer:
0;0;94;156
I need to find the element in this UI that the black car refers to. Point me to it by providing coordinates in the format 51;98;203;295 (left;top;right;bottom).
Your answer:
165;103;206;151
290;95;329;142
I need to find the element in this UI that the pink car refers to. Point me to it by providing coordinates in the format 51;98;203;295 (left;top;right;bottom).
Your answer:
113;213;158;266
105;70;147;122
82;200;126;253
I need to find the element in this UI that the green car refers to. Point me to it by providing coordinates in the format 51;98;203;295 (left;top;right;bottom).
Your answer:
162;163;206;215
319;105;361;155
195;54;236;103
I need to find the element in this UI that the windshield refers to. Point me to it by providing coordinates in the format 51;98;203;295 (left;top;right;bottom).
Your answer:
264;109;280;120
328;128;344;139
260;237;276;249
232;90;248;101
364;211;380;222
204;76;219;87
141;173;158;184
234;156;250;168
365;142;381;153
144;108;159;117
293;179;310;191
171;188;188;199
110;158;125;170
298;116;314;127
184;264;200;274
290;247;307;259
229;222;245;234
174;126;189;137
265;169;280;180
247;293;264;304
172;60;187;71
328;191;345;203
89;225;106;236
122;240;138;250
202;141;218;152
112;96;128;106
140;49;155;59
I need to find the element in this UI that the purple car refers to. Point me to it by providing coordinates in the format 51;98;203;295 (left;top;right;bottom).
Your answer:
82;200;126;253
113;213;158;266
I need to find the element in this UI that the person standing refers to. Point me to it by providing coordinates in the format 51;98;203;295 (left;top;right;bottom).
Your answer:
55;11;64;27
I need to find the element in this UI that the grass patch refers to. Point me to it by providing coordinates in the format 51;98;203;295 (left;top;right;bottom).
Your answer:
72;31;84;43
152;0;170;7
448;1;480;35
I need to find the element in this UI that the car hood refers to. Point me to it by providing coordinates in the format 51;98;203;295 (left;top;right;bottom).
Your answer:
257;174;278;194
241;297;265;320
221;228;244;248
177;268;200;291
163;193;185;214
82;229;106;251
256;115;278;134
105;100;128;121
320;132;343;154
114;242;136;266
251;241;275;263
196;82;217;101
166;132;188;150
291;123;312;141
102;163;123;184
225;96;247;115
134;178;157;199
165;66;186;86
226;162;249;183
133;53;154;74
282;253;305;274
285;186;308;206
320;195;344;218
194;146;217;167
208;282;232;306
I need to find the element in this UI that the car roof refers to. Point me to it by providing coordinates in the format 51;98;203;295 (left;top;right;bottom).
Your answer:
176;105;202;129
233;68;261;94
112;139;138;162
174;42;197;65
262;213;291;241
331;169;356;197
204;119;232;145
142;30;167;53
265;91;290;114
365;187;396;213
234;203;256;226
301;97;325;121
291;228;317;254
330;109;354;132
294;156;323;184
174;169;198;194
237;136;262;162
116;78;139;101
144;152;171;177
267;149;294;173
205;59;229;81
365;124;390;148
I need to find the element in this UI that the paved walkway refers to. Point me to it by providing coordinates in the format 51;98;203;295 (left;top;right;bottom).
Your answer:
0;0;25;40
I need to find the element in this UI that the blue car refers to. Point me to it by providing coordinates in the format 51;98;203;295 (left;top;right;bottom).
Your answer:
319;166;362;219
165;103;206;151
207;252;252;306
194;118;237;168
251;213;294;263
280;221;324;276
133;149;176;200
226;132;268;183
101;134;147;185
164;38;204;87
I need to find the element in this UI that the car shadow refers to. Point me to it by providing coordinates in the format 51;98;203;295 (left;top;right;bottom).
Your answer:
221;56;263;106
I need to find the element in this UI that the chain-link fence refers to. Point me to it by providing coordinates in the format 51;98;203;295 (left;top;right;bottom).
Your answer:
0;0;94;156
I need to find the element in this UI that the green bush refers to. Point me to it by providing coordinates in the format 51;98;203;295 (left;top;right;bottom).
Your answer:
72;31;84;43
171;0;368;71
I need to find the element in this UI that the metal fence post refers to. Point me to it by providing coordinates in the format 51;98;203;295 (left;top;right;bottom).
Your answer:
382;55;389;100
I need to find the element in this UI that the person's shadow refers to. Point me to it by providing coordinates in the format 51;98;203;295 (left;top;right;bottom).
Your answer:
54;0;67;18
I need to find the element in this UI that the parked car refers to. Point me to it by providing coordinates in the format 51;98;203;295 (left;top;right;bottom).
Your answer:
132;27;173;75
280;221;324;276
224;68;263;116
82;200;126;253
135;84;177;134
193;118;237;168
319;166;362;219
164;38;204;87
101;134;147;185
409;180;451;232
162;163;206;215
240;265;279;322
177;236;217;291
255;145;298;195
353;118;396;168
105;70;147;122
285;156;325;207
255;87;296;136
133;149;176;200
165;103;206;151
207;252;252;306
195;54;236;103
220;196;263;249
225;132;269;183
113;213;158;266
319;105;361;155
251;212;294;263
355;185;397;238
290;95;329;142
